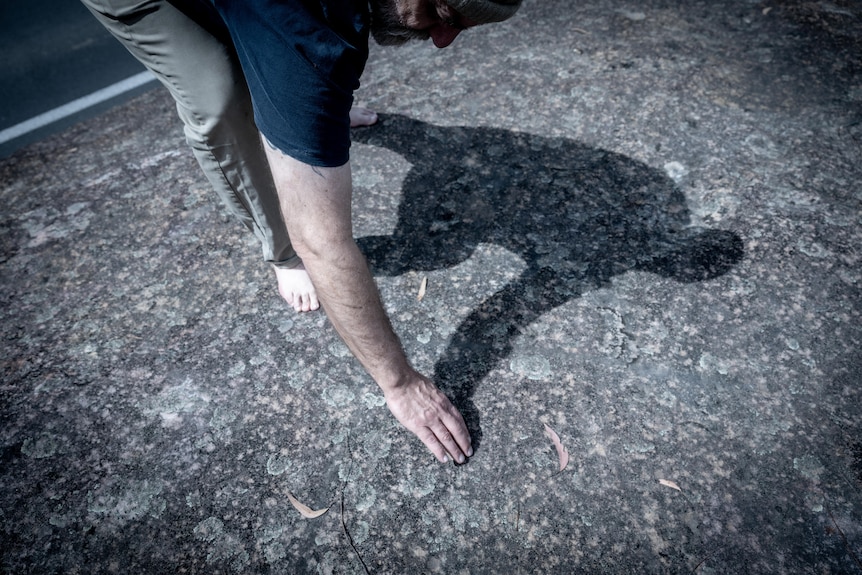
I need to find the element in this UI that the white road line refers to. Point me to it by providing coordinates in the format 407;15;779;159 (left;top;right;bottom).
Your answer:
0;71;157;145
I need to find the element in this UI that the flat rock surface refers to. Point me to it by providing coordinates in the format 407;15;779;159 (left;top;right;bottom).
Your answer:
1;0;861;573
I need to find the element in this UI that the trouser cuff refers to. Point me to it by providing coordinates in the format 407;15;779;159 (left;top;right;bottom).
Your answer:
271;254;303;269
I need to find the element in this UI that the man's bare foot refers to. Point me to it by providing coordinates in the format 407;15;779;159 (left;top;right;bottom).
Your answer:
274;264;320;312
350;106;378;127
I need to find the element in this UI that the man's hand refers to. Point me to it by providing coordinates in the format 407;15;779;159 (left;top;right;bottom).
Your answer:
385;374;473;464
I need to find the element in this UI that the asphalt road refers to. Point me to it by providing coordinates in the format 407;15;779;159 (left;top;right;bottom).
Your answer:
0;0;156;158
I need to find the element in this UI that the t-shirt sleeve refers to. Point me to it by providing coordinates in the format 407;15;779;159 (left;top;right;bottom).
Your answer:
212;0;369;167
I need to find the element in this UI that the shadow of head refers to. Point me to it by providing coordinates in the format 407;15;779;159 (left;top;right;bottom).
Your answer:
352;114;744;449
354;114;742;282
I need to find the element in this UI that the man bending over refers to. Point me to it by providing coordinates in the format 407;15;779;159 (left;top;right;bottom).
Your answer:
82;0;522;464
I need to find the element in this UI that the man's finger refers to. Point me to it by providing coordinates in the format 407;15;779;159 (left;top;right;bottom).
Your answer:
440;407;473;457
430;423;469;464
416;427;448;463
433;425;462;463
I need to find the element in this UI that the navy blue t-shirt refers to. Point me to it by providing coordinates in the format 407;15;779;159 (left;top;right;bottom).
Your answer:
211;0;369;167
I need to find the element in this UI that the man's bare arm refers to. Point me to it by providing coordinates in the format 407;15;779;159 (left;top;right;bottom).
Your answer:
262;141;472;464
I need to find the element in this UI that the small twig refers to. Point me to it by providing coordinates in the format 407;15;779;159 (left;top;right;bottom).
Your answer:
828;506;862;572
343;432;356;484
691;547;722;574
339;432;371;575
341;491;371;575
679;420;718;436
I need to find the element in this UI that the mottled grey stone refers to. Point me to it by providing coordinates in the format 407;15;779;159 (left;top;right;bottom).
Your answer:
2;0;862;573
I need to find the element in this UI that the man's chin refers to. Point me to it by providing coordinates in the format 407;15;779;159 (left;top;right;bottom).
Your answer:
371;29;430;46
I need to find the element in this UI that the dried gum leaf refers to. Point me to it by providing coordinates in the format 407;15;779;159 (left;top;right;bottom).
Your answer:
658;479;681;492
287;492;330;519
543;423;569;471
417;276;428;301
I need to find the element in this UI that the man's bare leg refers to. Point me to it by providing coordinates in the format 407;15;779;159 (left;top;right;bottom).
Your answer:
272;106;377;312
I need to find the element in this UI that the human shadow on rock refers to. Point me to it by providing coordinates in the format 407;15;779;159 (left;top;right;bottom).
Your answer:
352;114;744;451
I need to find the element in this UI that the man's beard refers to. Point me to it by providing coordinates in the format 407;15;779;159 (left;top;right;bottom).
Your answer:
369;0;430;46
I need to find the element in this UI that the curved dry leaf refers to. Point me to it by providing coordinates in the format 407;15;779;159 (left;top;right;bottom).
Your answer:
658;479;681;492
417;276;428;301
286;492;330;519
543;423;569;471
